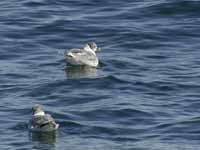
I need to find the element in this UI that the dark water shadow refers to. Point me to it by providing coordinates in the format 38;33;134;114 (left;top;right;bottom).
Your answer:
65;65;98;79
29;131;57;145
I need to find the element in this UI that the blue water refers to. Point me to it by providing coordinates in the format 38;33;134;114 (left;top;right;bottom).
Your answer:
1;0;200;149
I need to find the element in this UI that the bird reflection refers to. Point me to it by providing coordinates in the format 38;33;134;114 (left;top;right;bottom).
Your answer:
29;131;57;145
65;65;97;79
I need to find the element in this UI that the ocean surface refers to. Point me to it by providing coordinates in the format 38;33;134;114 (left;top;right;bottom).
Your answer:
1;0;200;150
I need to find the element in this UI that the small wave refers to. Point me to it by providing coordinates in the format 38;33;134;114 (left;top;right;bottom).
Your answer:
59;120;84;128
141;1;200;17
145;55;170;60
60;120;140;137
73;108;154;122
2;73;30;79
10;122;28;131
155;117;200;139
134;80;177;92
25;75;130;97
23;0;47;7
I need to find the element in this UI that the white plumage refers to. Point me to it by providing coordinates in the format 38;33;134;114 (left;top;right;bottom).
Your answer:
64;42;100;67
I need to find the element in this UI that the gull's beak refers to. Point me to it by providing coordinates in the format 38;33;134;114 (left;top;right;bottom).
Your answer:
65;52;74;58
97;47;101;52
67;53;74;58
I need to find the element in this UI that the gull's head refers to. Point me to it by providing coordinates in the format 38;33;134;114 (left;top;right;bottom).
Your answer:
84;42;100;52
64;50;73;59
32;104;45;116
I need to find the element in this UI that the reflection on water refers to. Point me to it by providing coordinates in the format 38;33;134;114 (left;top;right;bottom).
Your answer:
65;65;97;79
29;131;57;145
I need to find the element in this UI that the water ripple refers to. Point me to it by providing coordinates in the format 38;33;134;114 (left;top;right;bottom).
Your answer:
1;0;200;149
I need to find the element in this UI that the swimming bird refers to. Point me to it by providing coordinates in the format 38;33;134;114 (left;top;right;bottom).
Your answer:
29;104;59;132
64;42;100;67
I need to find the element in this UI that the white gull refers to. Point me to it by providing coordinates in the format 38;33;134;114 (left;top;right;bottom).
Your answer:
64;42;100;67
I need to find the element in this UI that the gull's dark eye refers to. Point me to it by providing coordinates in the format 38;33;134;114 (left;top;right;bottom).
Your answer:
88;42;97;50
